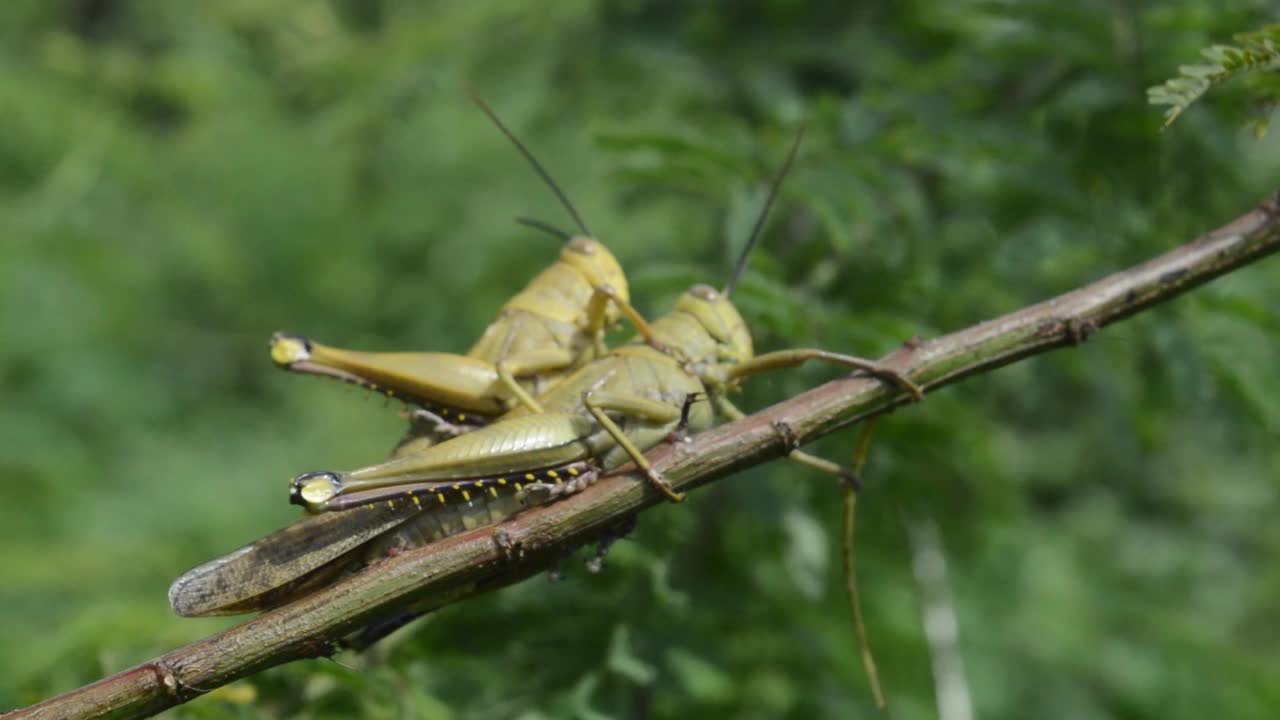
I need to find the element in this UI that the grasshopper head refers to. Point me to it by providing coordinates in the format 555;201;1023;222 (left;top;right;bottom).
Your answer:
560;236;629;321
665;283;754;367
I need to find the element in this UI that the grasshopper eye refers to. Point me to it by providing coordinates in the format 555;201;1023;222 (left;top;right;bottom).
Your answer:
690;284;719;301
566;236;598;255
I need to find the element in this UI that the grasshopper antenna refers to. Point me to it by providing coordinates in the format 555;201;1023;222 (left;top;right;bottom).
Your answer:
723;122;807;298
465;85;593;240
516;216;573;242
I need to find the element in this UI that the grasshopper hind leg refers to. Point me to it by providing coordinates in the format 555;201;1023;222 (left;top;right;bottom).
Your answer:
518;464;600;501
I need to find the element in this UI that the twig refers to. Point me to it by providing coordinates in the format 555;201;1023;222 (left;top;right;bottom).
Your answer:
7;192;1280;720
844;420;885;711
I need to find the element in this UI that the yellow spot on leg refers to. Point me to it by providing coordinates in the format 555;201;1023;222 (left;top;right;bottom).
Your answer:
436;493;446;504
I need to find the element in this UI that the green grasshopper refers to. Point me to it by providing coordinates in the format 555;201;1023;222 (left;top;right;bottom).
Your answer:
289;127;924;514
170;95;659;618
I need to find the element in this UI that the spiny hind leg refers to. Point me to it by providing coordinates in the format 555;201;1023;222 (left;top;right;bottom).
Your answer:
582;389;685;502
519;465;599;501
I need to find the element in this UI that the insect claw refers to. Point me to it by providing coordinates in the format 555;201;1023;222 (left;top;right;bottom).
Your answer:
770;420;800;453
881;370;924;402
645;470;685;503
493;527;523;561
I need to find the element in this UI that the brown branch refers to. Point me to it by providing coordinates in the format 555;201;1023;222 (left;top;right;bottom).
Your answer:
8;192;1280;720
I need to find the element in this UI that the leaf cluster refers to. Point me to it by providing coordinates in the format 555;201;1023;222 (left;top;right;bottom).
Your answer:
1149;24;1280;133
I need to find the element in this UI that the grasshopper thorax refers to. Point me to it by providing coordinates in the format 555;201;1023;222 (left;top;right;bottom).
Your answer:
499;236;629;327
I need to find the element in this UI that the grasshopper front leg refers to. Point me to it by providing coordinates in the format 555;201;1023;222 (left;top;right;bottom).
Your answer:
581;283;665;354
724;348;924;402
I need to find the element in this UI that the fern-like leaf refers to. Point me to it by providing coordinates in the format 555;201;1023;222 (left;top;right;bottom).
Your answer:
1148;25;1280;128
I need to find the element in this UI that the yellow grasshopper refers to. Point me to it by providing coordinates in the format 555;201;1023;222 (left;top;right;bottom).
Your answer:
289;127;924;514
269;91;656;444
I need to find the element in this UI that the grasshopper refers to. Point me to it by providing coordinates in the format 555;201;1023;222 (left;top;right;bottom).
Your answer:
170;95;660;618
289;126;924;515
269;91;657;443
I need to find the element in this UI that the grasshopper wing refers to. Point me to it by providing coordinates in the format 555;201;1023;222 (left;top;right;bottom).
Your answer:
168;503;422;617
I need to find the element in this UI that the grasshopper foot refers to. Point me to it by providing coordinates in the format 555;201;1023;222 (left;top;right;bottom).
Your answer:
870;366;924;402
493;528;523;562
643;468;685;503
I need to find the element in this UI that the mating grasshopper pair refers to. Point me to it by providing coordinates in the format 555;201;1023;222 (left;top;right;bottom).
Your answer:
168;96;923;622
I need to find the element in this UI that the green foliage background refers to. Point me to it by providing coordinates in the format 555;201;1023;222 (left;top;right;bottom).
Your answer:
2;1;1279;718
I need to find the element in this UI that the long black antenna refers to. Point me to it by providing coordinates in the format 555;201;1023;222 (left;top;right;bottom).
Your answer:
723;122;807;298
465;85;593;239
516;216;572;242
